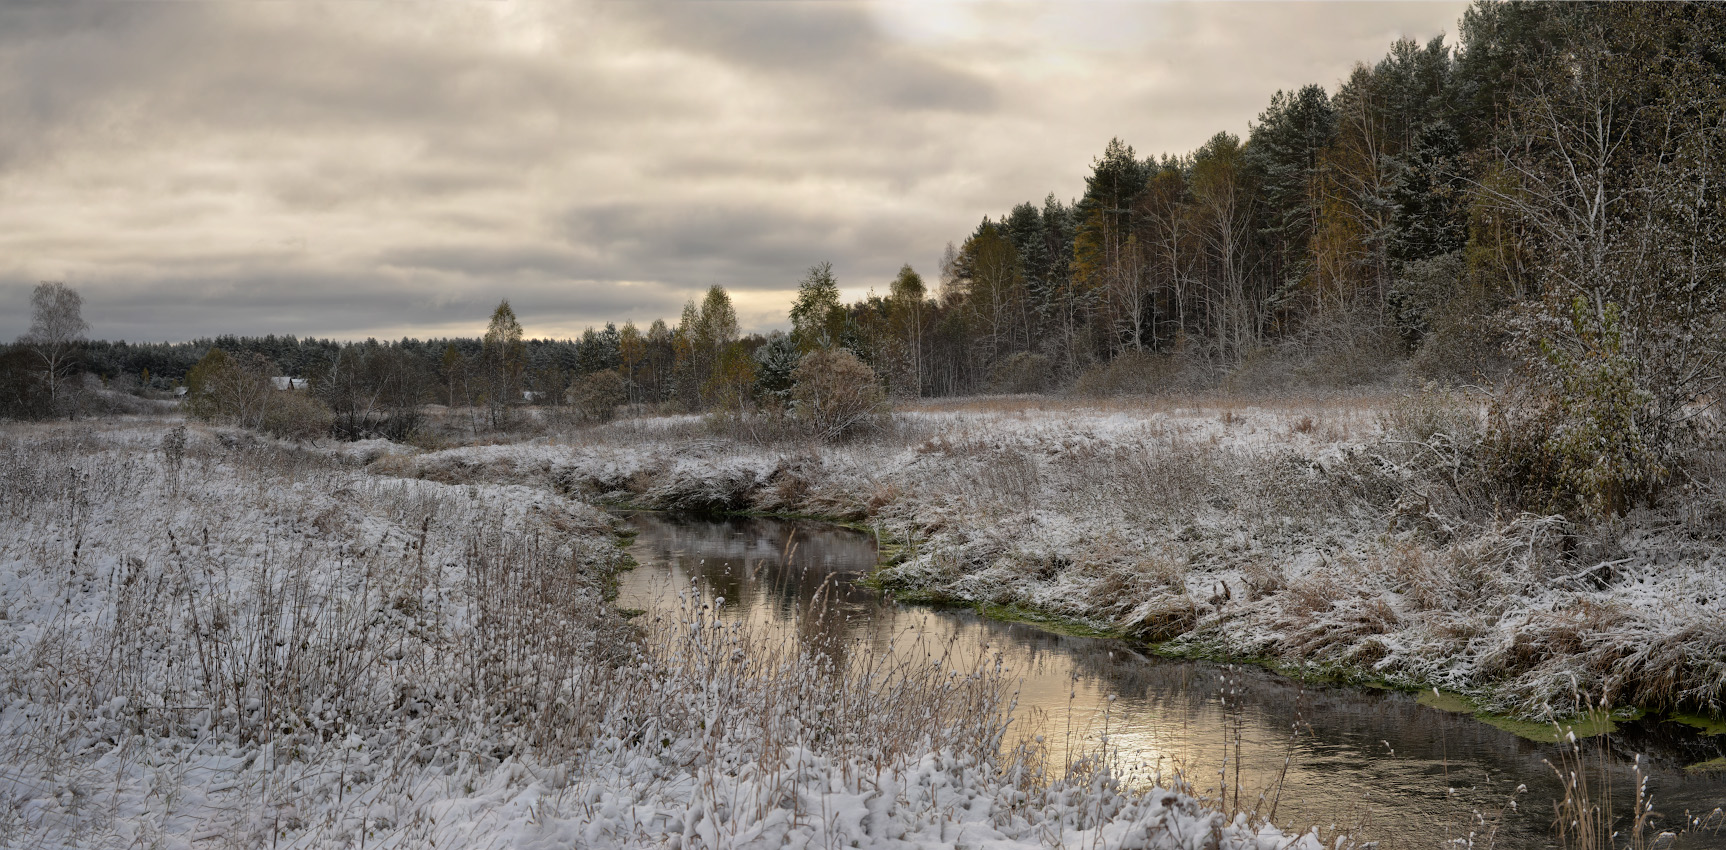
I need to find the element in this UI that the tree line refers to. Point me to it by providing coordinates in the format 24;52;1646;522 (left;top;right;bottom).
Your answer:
6;1;1721;514
833;2;1721;402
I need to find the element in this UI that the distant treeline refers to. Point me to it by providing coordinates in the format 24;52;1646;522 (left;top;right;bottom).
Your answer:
22;2;1726;434
81;332;656;402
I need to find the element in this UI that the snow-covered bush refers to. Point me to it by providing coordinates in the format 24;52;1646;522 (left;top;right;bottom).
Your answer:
1485;299;1668;520
260;387;335;441
790;348;887;442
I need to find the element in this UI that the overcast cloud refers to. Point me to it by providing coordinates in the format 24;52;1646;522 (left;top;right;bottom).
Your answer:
0;0;1469;343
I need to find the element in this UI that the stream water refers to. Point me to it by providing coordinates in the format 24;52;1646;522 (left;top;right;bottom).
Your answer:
617;512;1725;849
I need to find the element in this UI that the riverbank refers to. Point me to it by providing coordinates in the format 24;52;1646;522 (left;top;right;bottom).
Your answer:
0;418;1329;849
392;395;1726;732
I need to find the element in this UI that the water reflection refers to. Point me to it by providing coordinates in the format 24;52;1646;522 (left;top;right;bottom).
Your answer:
617;511;1725;849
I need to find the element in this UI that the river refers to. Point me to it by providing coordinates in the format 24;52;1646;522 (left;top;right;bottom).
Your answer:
616;511;1725;849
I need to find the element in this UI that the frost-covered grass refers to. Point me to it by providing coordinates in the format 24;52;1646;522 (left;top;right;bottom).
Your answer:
0;419;1324;849
395;395;1726;722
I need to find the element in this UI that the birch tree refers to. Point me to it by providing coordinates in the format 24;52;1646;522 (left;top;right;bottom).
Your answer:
22;281;87;416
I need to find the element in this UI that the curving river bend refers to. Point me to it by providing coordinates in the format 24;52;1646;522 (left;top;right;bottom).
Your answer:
616;512;1725;849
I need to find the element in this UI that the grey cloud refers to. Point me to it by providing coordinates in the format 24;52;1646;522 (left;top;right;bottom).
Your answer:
559;200;923;292
0;1;1470;345
377;244;595;280
622;3;998;115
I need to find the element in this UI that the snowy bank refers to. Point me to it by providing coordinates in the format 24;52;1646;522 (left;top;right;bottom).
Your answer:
0;420;1326;849
397;399;1726;722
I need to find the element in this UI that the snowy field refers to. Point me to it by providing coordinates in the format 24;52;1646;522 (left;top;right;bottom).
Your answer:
0;419;1324;849
399;395;1726;722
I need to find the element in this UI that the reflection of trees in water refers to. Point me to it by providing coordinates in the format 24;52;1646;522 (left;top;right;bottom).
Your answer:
626;512;888;672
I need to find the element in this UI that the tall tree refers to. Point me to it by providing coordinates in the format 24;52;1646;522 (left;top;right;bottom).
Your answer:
953;220;1027;362
618;321;646;406
1135;164;1195;349
644;318;675;404
22;281;88;415
694;285;741;407
886;264;927;397
1247;85;1337;303
480;299;525;427
1190;132;1265;361
1482;2;1726;516
789;262;845;353
1073;139;1150;358
673;300;702;409
1388;120;1467;265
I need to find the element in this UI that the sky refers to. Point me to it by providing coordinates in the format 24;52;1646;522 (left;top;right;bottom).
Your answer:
0;0;1471;344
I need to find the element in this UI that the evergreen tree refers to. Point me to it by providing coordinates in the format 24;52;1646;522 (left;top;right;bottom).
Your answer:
752;332;801;410
1389;120;1467;264
1247;84;1337;294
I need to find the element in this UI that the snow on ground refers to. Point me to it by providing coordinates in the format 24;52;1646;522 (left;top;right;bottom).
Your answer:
0;419;1326;849
399;397;1726;721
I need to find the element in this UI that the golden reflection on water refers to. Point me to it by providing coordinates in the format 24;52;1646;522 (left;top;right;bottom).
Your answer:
618;512;1724;850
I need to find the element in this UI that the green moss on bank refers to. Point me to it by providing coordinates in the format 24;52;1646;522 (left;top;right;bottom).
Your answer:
976;603;1122;639
1670;712;1726;736
1412;689;1637;742
1686;756;1726;774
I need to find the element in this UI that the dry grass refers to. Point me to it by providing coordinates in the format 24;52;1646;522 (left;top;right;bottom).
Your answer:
0;418;1326;849
233;385;1725;724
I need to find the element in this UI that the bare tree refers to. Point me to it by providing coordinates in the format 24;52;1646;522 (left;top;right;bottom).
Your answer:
21;282;88;416
1478;6;1726;517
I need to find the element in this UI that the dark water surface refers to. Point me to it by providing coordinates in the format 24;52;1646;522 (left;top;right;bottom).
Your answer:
617;512;1726;849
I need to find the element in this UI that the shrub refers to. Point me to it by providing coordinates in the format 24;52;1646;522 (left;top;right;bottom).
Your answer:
184;349;273;426
260;390;335;441
790;349;886;442
1393;252;1511;383
0;344;53;420
1483;299;1666;520
1381;383;1481;445
988;351;1056;394
1074;351;1182;396
567;370;627;423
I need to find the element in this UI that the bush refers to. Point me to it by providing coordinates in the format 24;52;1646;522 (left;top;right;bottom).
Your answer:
1483;299;1666;520
790;349;886;442
260;391;335;441
567;370;627;423
185;349;273;426
1409;292;1510;385
1074;350;1184;397
1227;305;1401;394
1381;383;1480;446
987;351;1056;394
1393;252;1510;384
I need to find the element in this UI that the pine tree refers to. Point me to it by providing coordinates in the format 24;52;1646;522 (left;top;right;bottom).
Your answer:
1247;84;1336;297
